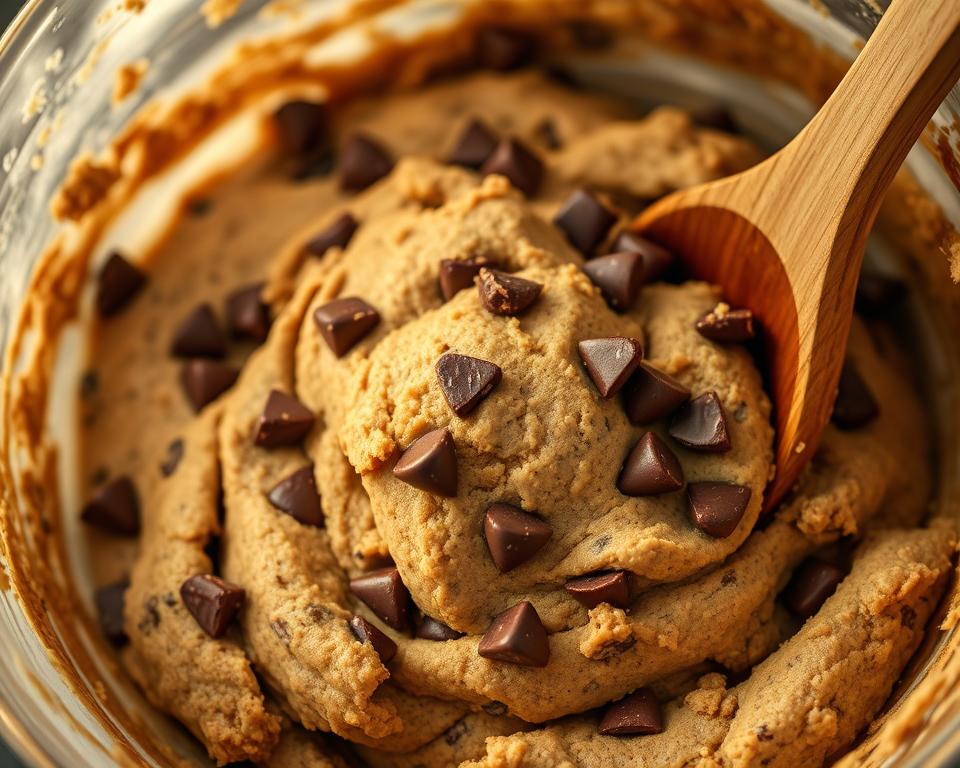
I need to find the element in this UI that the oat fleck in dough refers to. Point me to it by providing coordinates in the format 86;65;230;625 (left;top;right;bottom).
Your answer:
80;73;953;766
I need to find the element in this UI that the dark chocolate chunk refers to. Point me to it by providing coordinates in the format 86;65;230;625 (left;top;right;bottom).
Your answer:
618;432;684;496
483;503;552;572
669;392;731;452
440;257;493;302
274;100;328;156
416;615;464;641
268;466;324;527
305;212;358;258
622;362;690;424
478;601;549;667
448;119;499;169
393;428;458;497
180;360;239;412
160;438;184;477
477;27;537;71
598;688;663;736
855;272;907;317
554;189;617;255
82;476;140;536
226;283;270;342
578;337;643;399
831;360;879;429
349;615;397;663
481;138;544;197
95;579;130;646
180;574;245;639
687;482;751;538
436;353;502;416
564;571;629;609
611;231;673;282
695;305;756;343
350;567;410;631
253;389;315;448
313;297;380;357
582;252;645;311
170;303;227;359
340;133;394;191
477;268;543;316
96;252;147;317
783;558;845;618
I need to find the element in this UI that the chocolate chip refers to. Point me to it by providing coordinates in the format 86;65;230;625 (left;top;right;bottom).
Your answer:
80;370;99;399
478;601;549;667
477;27;537;71
484;504;552;572
582;252;645;311
268;466;324;527
350;615;397;663
687;482;751;538
598;688;663;736
564;571;629;609
393;428;458;497
554;189;617;255
622;362;690;424
340;133;394;191
95;579;129;646
82;476;140;536
831;360;879;429
416;615;464;641
578;337;643;399
783;558;845;618
855;272;907;317
669;392;731;452
170;303;227;358
292;147;336;181
180;360;239;412
440;257;493;302
477;269;543;316
610;232;673;282
482;701;508;716
436;353;502;416
313;297;380;357
692;108;741;134
305;212;358;258
187;198;213;217
96;252;147;317
444;719;469;746
533;117;562;150
618;432;684;496
253;389;315;448
350;567;410;631
481;138;544;197
160;438;184;477
448;119;499;169
274;100;328;156
180;574;245;638
226;284;270;342
695;305;756;343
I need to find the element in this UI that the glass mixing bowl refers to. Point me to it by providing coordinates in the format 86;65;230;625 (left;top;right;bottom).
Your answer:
0;1;958;765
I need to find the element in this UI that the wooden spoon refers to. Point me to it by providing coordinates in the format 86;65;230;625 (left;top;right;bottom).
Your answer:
633;0;960;510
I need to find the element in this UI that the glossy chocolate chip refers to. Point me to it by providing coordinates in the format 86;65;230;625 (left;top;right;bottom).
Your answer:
695;305;756;343
95;579;129;646
687;482;751;538
618;432;684;496
477;269;543;316
180;360;239;412
622;362;690;425
582;252;645;311
180;574;245;639
226;283;270;342
669;392;731;452
564;571;629;609
268;466;324;527
478;601;549;667
783;558;845;618
350;567;410;631
340;133;394;191
313;297;380;357
578;337;643;399
82;476;140;536
855;271;907;316
436;353;502;416
481;138;544;197
448;118;499;169
477;27;537;71
554;189;617;255
170;303;228;359
349;615;397;663
160;438;184;477
440;257;494;302
598;688;663;736
253;389;315;448
97;252;147;317
831;360;879;429
393;428;458;497
484;504;552;572
416;615;464;641
274;100;328;156
305;212;358;258
610;231;673;282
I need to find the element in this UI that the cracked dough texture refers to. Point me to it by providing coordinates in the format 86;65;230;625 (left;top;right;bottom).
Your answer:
79;73;953;767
